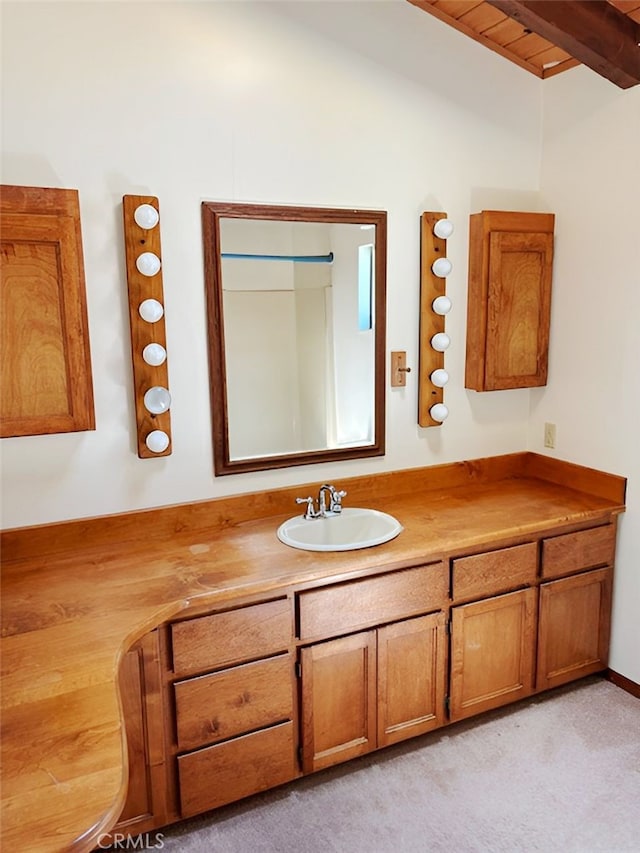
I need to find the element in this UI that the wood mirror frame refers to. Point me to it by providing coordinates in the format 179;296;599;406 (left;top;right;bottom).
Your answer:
202;202;387;475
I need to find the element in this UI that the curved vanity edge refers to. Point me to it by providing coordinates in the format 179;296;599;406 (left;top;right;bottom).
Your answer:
69;790;128;853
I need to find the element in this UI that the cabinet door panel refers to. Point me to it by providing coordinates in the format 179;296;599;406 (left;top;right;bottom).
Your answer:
378;613;446;747
485;231;553;389
537;568;611;690
301;631;376;773
450;588;536;721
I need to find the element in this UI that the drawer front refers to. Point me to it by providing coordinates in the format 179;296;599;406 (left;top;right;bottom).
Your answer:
171;598;292;676
298;563;447;640
452;542;537;601
178;721;295;817
174;654;293;752
542;525;616;580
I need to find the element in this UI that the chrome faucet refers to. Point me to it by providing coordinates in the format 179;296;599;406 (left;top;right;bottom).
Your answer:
318;484;347;517
295;484;347;519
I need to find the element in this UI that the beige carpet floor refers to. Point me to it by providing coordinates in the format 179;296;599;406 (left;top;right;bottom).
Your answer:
159;677;640;853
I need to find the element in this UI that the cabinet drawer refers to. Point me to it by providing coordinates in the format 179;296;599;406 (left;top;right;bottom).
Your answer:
542;525;615;580
452;542;537;600
171;598;292;676
298;563;447;640
174;655;293;752
178;721;295;817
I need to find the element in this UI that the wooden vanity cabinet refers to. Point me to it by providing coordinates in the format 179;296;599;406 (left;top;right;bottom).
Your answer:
465;210;555;391
536;524;615;690
169;597;298;818
112;520;619;835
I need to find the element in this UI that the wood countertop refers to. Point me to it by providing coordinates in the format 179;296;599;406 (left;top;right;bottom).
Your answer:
0;453;626;853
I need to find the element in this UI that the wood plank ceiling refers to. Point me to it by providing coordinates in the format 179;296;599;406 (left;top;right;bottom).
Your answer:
407;0;640;88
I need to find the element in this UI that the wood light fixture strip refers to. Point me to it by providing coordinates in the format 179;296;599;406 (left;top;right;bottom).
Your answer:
418;211;450;427
122;195;172;458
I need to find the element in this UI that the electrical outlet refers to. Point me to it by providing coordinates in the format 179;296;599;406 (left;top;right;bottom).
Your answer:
544;422;556;449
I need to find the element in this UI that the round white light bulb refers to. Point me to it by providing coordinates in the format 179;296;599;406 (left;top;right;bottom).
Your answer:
433;219;454;239
136;251;161;277
432;257;453;278
134;204;159;230
143;386;171;415
142;343;167;366
430;368;449;388
138;299;164;323
432;295;452;315
431;332;451;352
430;403;449;422
145;429;170;453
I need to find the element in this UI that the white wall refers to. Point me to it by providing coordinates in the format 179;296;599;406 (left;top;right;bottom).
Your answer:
0;0;541;527
535;67;640;682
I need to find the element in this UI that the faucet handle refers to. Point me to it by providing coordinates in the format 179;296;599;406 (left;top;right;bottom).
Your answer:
296;496;318;520
330;489;347;513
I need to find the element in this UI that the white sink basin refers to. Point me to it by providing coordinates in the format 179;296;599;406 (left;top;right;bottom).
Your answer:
277;507;403;552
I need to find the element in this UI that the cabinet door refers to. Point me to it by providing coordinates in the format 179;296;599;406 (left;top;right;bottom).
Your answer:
450;588;537;721
300;631;377;773
0;185;95;436
107;631;168;839
378;613;447;747
537;568;611;690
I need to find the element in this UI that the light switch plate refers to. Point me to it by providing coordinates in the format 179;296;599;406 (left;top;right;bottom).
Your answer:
391;351;410;387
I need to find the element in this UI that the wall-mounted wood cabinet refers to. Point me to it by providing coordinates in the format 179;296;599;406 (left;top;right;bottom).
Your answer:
465;210;554;391
0;185;95;437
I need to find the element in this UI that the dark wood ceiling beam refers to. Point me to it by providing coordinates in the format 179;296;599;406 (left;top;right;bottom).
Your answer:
486;0;640;88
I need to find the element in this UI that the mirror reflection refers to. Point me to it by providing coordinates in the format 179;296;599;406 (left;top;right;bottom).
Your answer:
202;203;387;475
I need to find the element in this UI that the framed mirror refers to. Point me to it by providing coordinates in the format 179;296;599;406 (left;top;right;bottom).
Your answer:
202;202;387;475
